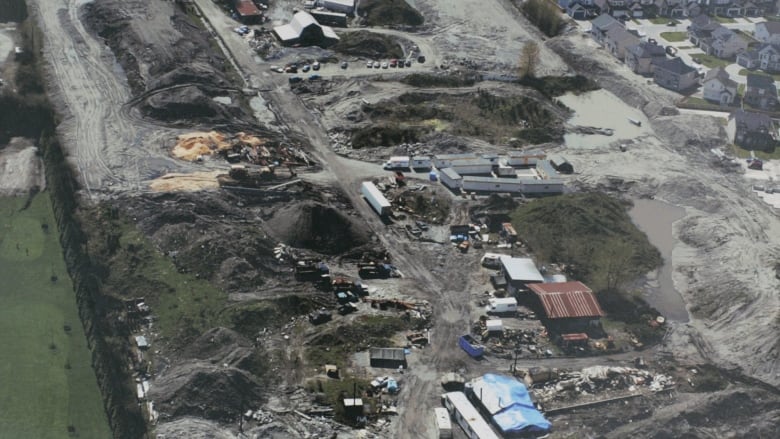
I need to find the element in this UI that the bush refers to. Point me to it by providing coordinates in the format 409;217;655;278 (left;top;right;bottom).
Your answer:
521;0;565;37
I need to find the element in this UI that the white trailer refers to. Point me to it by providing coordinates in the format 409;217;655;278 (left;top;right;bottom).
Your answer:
521;179;564;194
433;153;478;169
450;158;494;175
361;182;392;216
434;407;453;438
496;165;516;177
486;297;518;314
411;156;432;169
439;168;462;190
441;392;500;439
383;156;410;170
461;176;523;193
506;150;546;167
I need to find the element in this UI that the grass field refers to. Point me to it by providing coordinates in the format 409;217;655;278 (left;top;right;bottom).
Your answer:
660;31;688;42
0;194;111;438
738;68;780;81
691;54;732;69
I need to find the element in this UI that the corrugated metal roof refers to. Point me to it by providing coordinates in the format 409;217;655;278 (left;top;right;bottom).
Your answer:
236;0;262;16
528;282;604;319
450;158;493;167
440;167;461;180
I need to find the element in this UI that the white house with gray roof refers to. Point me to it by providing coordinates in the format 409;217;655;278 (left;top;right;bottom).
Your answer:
702;67;737;105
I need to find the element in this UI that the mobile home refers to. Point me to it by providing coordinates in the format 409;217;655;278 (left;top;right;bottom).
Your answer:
440;168;463;190
461;176;523;193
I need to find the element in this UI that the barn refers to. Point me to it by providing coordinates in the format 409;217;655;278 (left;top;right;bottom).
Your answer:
528;281;604;335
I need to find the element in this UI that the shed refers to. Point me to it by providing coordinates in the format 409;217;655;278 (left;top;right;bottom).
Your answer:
234;0;263;23
411;156;432;169
369;347;407;369
499;256;544;294
439;167;462;190
461;176;524;193
528;281;604;334
548;155;573;174
343;398;364;418
135;335;150;349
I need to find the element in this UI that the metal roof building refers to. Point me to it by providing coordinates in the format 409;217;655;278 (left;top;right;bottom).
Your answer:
499;256;543;294
273;11;340;47
527;281;604;319
369;347;407;369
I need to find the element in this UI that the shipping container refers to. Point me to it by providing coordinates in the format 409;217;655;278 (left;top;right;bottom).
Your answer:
461;176;523;193
411;156;432;169
361;182;392;216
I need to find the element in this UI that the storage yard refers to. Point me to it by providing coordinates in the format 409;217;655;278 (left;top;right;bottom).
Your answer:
3;0;779;438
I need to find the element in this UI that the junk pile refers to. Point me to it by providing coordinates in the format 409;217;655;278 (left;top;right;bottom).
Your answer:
533;366;675;404
172;131;311;168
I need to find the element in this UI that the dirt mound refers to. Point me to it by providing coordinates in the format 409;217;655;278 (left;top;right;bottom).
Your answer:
183;327;253;363
147;63;231;90
140;85;247;124
332;31;405;59
155;417;238;439
150;363;265;423
358;0;424;26
265;201;371;254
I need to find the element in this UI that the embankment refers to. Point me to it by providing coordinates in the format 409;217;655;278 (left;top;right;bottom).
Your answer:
43;133;147;439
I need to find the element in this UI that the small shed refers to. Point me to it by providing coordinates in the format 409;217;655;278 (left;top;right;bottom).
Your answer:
549;155;574;174
369;347;407;369
135;335;150;350
486;319;504;332
343;398;364;418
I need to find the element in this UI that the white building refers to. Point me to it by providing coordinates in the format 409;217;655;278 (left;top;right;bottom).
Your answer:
520;179;565;194
702;67;738;105
499;256;544;294
506;150;545;167
432;153;478;168
439;167;462;190
273;11;340;47
462;176;524;193
449;158;494;175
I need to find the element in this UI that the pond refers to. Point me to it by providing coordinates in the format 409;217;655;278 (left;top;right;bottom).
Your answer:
629;198;690;323
0;194;111;438
558;89;651;149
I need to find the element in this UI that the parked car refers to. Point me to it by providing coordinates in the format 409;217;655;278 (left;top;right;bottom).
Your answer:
397;61;404;68
417;55;426;63
302;64;311;72
341;61;348;69
288;76;302;84
284;65;298;73
405;59;412;67
389;59;398;67
234;25;250;35
381;61;388;69
373;61;381;68
666;46;678;57
312;61;320;70
648;38;657;45
667;21;676;26
309;74;321;81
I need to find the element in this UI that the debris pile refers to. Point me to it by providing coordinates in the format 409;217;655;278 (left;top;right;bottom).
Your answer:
172;131;311;168
533;366;675;405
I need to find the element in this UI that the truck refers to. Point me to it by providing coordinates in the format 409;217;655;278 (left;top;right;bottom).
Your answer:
485;297;517;315
458;334;485;358
361;182;392;217
382;156;410;170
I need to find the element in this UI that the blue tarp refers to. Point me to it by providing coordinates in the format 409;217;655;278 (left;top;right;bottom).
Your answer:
479;374;551;434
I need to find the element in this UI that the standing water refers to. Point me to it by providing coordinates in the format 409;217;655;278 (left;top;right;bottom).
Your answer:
0;195;111;437
629;198;690;323
558;89;650;149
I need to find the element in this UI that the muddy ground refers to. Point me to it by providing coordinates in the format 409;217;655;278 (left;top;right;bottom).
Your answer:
22;0;780;437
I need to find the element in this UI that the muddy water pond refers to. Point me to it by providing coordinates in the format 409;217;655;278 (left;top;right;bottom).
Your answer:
0;194;111;438
558;89;650;149
629;198;690;323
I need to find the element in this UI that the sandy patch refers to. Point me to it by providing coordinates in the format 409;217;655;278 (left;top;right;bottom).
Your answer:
147;171;222;192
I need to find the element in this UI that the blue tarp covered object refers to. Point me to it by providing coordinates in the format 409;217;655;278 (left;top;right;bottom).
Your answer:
475;373;551;434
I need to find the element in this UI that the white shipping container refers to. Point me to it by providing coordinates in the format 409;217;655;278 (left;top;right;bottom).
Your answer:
434;407;453;438
361;182;392;216
383;156;410;169
411;156;432;169
440;168;462;190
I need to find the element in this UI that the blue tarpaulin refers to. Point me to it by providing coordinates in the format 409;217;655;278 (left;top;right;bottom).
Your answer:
473;374;551;434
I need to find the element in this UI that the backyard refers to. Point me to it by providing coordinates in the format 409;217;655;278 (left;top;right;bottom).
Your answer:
660;31;688;42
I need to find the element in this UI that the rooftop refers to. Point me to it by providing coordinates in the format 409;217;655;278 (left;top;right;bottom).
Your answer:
500;256;544;283
731;109;773;131
528;281;605;319
652;57;696;75
440;167;462;180
746;73;776;90
369;347;406;361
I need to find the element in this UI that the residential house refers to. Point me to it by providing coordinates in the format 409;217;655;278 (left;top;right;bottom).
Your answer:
655;0;685;17
629;2;644;17
744;73;779;109
685;1;703;17
755;21;780;45
756;43;780;72
625;41;667;75
590;14;622;44
567;2;590;19
687;14;719;46
652;57;699;92
699;26;748;59
702;67;738;104
742;1;764;16
737;48;760;69
707;0;733;16
727;110;777;151
604;25;641;60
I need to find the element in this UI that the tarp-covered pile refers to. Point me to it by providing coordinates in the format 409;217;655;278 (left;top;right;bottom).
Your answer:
469;373;551;434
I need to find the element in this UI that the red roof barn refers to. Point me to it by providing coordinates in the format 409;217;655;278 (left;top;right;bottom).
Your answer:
528;281;604;335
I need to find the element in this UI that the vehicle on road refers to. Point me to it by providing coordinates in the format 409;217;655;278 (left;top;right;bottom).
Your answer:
405;59;412;67
666;46;678;56
341;61;348;69
667;21;676;26
312;61;320;70
367;60;373;68
302;64;311;72
648;38;657;45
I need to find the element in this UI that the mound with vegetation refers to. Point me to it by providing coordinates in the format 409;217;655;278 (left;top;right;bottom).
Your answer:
358;0;424;26
353;90;566;147
332;31;405;59
510;193;662;291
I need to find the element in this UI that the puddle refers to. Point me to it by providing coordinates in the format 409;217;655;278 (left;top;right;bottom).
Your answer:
629;198;690;322
558;89;650;149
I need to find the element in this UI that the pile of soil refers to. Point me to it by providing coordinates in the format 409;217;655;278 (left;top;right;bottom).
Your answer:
139;86;248;124
332;31;405;59
182;327;253;363
265;201;371;254
358;0;424;26
149;363;265;423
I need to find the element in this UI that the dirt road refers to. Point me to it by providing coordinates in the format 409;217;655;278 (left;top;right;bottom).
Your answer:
28;0;192;197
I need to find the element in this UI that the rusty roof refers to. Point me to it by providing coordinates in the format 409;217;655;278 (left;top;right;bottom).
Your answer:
236;0;262;17
528;282;604;319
